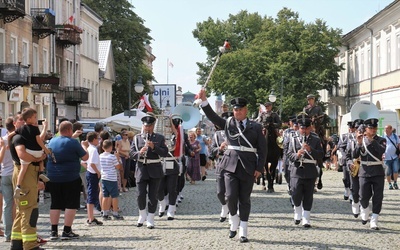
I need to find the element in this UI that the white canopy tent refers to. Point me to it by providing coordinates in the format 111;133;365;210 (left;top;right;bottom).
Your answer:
99;109;146;133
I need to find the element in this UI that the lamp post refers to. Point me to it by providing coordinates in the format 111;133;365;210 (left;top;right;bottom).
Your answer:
165;100;171;113
125;63;144;117
268;77;284;117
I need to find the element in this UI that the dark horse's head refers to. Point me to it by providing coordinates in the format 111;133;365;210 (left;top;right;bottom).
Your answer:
256;112;278;142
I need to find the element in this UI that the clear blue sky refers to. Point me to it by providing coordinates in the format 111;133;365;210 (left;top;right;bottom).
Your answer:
132;0;394;108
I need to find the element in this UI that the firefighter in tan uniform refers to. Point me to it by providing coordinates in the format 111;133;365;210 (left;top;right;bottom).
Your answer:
9;114;45;250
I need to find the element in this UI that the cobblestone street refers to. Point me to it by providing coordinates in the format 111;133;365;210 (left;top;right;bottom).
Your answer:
1;170;399;249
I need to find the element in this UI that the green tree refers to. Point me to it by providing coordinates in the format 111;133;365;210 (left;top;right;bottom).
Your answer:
82;0;153;114
193;8;343;120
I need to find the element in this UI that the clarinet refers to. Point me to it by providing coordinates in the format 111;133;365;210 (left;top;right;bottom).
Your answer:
143;133;149;163
299;135;305;168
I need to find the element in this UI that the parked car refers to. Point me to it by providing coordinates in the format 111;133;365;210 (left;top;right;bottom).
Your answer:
77;120;111;141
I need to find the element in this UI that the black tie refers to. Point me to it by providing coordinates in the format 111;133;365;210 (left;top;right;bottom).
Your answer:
239;121;244;130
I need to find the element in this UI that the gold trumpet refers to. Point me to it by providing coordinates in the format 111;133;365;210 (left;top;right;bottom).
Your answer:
351;157;360;177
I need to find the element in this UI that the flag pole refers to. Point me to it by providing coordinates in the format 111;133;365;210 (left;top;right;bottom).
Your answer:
167;58;169;84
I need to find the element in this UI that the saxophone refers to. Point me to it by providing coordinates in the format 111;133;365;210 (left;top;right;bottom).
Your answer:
351;157;360;177
351;126;365;177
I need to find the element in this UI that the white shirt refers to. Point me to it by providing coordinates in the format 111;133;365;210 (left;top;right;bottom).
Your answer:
1;133;14;176
385;133;399;160
100;152;119;181
87;144;100;174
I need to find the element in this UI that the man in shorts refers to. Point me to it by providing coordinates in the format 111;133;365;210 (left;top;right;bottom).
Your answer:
47;121;89;240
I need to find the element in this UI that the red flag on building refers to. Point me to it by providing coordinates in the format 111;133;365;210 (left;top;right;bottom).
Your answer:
138;94;153;112
68;13;75;23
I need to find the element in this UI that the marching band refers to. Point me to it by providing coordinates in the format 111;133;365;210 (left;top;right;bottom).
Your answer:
123;91;391;244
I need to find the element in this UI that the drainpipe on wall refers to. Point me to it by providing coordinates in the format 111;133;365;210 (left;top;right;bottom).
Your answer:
346;45;351;113
364;25;373;103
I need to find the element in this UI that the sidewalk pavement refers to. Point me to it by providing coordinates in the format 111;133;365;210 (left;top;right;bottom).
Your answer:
1;170;399;249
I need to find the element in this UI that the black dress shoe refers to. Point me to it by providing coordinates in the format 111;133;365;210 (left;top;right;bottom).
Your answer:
137;223;143;227
229;230;237;238
147;225;155;229
317;181;323;190
344;195;349;200
303;224;311;228
159;212;164;217
167;216;174;221
294;220;301;225
362;220;368;225
353;214;359;218
220;217;226;222
240;236;249;243
202;176;207;181
371;226;379;230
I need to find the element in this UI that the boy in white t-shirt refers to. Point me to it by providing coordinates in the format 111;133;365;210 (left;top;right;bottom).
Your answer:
83;132;103;226
100;139;124;220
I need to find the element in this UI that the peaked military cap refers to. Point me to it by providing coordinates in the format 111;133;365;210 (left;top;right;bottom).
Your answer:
296;114;312;127
221;111;234;119
307;94;316;100
230;97;248;108
171;113;182;121
353;119;364;128
364;118;379;128
141;112;157;125
347;121;355;128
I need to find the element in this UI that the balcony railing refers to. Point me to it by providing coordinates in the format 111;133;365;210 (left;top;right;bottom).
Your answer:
55;24;83;48
31;73;60;93
0;63;29;91
0;0;25;23
63;86;89;105
31;8;56;39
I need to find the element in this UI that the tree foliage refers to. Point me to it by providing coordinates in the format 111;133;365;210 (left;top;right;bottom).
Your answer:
82;0;153;114
193;8;343;120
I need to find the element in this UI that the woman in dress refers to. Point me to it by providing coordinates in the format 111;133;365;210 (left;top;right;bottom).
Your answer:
116;131;131;192
187;131;201;184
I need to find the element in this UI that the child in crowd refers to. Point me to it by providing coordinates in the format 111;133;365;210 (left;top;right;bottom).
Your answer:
84;132;103;226
100;139;124;220
12;108;51;198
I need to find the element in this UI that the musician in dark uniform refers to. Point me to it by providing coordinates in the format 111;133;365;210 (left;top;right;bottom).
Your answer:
157;114;184;220
257;102;281;193
283;116;298;194
353;118;386;230
130;113;169;229
346;119;364;218
304;94;324;191
210;111;233;223
338;121;356;200
198;89;266;243
175;119;192;204
287;115;323;228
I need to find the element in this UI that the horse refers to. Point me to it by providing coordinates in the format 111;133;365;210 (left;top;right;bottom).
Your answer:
255;112;282;192
311;114;329;190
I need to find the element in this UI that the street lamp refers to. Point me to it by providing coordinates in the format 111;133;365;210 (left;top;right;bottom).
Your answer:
125;62;144;117
165;100;171;113
268;77;284;117
269;90;277;103
134;76;144;94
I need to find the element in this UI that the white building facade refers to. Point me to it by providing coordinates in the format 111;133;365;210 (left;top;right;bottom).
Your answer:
323;0;400;134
